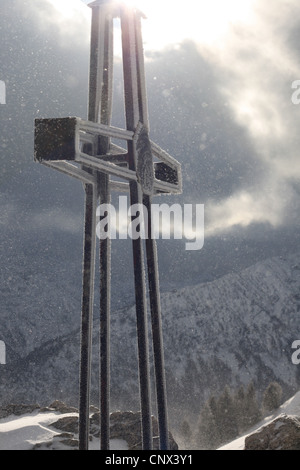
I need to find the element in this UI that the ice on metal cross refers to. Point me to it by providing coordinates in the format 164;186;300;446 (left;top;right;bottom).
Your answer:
34;0;181;451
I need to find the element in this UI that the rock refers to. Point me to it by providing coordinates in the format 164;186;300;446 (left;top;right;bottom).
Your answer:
51;416;79;434
245;414;300;450
33;433;78;450
109;411;178;451
89;410;178;450
59;437;79;448
89;405;99;414
43;400;78;414
33;406;178;450
0;404;40;419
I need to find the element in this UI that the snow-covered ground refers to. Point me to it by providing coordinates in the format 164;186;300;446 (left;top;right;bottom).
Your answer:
219;391;300;450
0;410;128;451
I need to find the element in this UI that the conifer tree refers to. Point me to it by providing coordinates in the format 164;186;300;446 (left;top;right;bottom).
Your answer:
234;385;249;432
217;385;239;443
197;398;220;449
262;382;283;414
244;381;262;428
180;420;192;448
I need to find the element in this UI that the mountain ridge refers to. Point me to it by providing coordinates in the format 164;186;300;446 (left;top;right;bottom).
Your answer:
1;252;299;427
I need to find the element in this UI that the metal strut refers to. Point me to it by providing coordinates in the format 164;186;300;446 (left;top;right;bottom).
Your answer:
79;181;97;451
88;4;114;451
134;10;170;450
121;7;153;450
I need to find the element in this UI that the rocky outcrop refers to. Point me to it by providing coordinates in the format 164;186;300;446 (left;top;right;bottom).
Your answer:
0;404;40;419
43;400;78;414
104;411;178;451
49;409;178;450
50;415;79;434
15;402;178;450
0;400;178;450
245;414;300;450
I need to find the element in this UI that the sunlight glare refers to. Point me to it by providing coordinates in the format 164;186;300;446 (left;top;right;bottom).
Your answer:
49;0;90;20
127;0;255;49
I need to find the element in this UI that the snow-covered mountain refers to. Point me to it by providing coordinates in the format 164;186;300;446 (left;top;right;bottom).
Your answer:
0;253;300;428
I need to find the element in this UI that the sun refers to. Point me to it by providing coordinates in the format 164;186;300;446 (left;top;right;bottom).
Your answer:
122;0;255;50
52;0;255;51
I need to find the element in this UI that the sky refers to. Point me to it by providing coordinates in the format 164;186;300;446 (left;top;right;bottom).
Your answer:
44;0;300;238
1;0;300;427
1;0;300;288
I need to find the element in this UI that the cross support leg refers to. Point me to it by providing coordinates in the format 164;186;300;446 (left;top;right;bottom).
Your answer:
99;172;111;451
143;194;169;450
79;182;97;451
88;4;114;450
130;181;153;450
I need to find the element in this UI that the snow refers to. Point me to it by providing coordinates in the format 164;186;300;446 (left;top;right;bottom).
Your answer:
0;410;129;451
0;411;67;450
219;391;300;450
0;392;299;450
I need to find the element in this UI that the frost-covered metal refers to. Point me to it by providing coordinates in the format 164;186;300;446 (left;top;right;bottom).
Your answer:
34;0;182;451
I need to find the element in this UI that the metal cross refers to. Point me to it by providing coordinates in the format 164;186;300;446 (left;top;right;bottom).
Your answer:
34;0;182;451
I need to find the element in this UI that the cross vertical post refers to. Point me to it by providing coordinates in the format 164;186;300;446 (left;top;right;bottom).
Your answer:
120;6;153;450
88;1;114;451
78;181;97;450
134;10;170;450
143;194;169;450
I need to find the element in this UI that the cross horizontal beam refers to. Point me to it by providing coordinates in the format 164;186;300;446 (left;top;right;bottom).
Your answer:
35;117;182;195
42;161;97;185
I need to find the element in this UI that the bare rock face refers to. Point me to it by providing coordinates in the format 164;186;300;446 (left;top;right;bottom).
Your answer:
0;400;178;450
109;411;178;451
50;415;79;434
0;404;40;419
90;411;178;450
42;405;178;450
245;414;300;450
41;400;78;414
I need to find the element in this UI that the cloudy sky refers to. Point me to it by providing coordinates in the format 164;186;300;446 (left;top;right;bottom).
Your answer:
44;0;300;236
1;0;300;288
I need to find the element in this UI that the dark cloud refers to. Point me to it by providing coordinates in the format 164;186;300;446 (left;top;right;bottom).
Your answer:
192;0;300;235
144;42;262;204
0;0;90;187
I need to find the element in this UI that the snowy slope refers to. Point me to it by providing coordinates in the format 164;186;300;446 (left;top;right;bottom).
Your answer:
0;261;82;358
0;410;128;451
219;391;300;450
0;253;300;426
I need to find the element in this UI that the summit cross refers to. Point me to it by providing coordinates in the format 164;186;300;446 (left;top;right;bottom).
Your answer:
34;0;182;451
